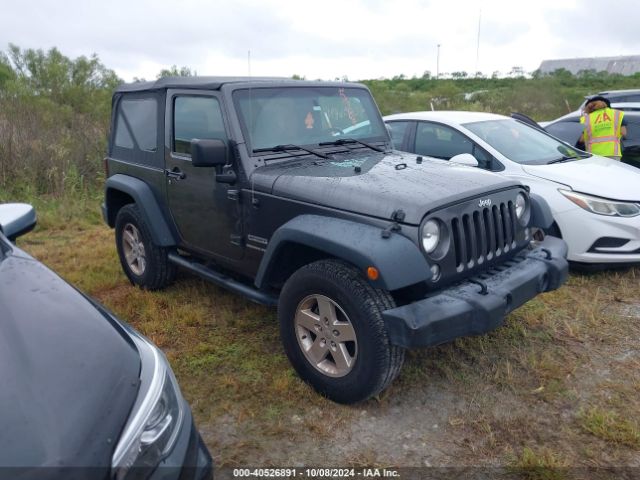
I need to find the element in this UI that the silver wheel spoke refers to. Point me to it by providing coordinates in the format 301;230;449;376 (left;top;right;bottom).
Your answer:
332;344;353;372
334;322;356;343
138;256;146;273
123;230;136;248
317;296;337;323
124;249;136;265
296;308;320;332
306;337;328;364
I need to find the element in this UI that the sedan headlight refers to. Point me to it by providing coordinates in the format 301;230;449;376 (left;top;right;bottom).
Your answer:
559;190;640;217
112;332;184;480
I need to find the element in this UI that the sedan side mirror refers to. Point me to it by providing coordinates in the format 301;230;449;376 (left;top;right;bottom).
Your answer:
450;153;479;167
0;203;37;241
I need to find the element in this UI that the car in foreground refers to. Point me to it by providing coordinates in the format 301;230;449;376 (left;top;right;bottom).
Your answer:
384;111;640;268
102;77;568;404
0;203;212;479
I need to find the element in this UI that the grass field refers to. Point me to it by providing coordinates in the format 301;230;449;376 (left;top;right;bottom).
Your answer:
16;198;640;474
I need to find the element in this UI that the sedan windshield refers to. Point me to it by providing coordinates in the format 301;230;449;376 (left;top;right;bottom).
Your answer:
233;87;388;153
463;119;587;165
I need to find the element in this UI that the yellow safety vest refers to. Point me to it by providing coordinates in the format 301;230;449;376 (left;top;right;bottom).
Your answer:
580;108;624;157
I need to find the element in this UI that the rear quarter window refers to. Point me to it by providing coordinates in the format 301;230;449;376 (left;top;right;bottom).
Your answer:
111;95;162;167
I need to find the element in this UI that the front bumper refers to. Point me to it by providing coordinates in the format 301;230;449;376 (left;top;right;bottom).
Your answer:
148;402;213;480
382;236;568;348
555;207;640;265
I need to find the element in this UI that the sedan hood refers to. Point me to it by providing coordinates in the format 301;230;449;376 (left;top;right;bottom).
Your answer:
251;150;518;224
0;251;140;471
522;156;640;201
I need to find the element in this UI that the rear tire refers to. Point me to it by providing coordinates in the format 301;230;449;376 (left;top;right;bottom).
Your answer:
278;259;405;404
115;204;176;290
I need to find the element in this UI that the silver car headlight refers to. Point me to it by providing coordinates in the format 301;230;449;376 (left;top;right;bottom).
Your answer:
111;332;184;480
559;190;640;217
421;219;441;254
515;192;530;225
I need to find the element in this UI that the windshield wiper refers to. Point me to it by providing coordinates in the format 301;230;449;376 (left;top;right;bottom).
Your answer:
548;155;584;164
318;138;386;153
253;144;329;159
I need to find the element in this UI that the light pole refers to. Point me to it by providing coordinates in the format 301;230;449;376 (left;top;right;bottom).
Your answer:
436;44;441;79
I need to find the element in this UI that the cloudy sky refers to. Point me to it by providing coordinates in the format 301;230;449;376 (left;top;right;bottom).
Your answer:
2;0;639;81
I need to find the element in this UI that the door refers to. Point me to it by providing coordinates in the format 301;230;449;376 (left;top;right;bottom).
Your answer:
413;121;500;171
165;90;243;260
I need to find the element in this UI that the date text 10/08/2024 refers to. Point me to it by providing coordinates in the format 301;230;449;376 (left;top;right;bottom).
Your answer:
232;468;401;478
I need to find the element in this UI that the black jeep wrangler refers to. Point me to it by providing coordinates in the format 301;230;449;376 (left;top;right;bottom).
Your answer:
103;77;568;404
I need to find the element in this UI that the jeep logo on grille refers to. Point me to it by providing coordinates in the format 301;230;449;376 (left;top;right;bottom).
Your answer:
478;198;492;208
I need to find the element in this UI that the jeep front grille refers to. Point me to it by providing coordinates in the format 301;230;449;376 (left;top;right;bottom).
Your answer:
451;202;517;271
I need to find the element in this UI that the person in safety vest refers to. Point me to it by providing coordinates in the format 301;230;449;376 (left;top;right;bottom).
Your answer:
580;96;627;161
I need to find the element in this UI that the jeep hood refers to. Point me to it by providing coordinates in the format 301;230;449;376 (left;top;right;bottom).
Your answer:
250;151;518;224
522;156;640;201
0;251;140;471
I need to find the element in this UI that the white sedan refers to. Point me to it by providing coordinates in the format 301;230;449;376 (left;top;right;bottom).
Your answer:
384;111;640;267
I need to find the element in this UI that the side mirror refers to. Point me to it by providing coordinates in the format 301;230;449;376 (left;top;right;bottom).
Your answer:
450;153;479;167
191;139;228;168
0;203;37;241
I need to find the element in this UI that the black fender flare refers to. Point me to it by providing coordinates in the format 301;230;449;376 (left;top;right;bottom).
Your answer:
104;174;177;246
529;193;554;229
255;215;432;291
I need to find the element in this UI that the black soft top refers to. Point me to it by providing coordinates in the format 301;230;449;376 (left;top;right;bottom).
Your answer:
115;76;365;93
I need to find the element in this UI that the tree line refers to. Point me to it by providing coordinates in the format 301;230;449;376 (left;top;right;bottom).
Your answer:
1;44;639;197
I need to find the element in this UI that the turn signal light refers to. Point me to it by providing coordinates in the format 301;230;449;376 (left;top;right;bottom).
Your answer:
367;266;379;281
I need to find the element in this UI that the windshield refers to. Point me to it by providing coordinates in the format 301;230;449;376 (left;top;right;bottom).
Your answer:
463;119;585;165
233;87;388;153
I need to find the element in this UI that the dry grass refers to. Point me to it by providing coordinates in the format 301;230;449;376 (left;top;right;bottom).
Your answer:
16;201;640;469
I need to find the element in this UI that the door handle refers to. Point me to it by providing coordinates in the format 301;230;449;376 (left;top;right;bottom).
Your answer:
165;167;186;180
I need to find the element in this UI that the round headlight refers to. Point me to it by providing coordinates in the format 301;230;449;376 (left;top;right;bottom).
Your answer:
422;219;441;254
515;192;528;223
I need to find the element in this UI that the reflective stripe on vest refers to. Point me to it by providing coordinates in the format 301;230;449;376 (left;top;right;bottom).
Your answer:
613;110;621;156
583;108;622;157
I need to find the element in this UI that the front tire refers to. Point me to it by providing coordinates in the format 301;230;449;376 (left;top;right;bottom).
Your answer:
115;204;176;290
278;260;405;404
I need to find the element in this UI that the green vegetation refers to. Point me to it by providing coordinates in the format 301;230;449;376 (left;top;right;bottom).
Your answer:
2;43;640;200
364;69;640;120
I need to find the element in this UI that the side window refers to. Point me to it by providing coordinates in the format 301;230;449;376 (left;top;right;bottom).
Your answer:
616;94;640;103
415;122;473;160
173;96;227;155
114;98;158;151
545;120;584;147
386;121;411;149
625;117;640;140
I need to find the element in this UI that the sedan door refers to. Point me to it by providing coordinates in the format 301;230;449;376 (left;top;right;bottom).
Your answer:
412;121;500;171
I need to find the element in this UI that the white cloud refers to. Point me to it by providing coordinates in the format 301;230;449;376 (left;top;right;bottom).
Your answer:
1;0;638;81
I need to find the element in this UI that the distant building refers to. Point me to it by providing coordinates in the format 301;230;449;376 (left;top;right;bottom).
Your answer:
538;55;640;76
